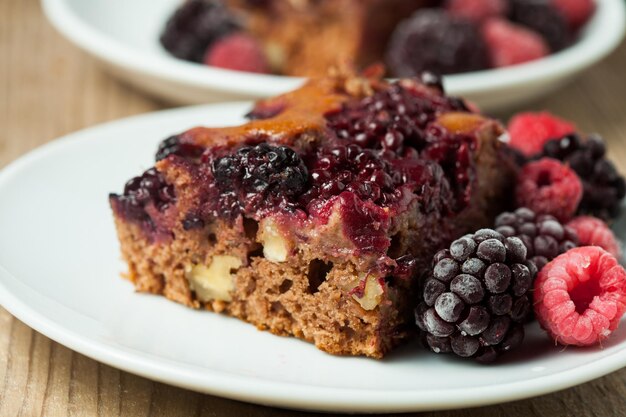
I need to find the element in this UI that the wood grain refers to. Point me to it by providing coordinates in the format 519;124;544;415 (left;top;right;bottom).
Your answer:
2;0;626;415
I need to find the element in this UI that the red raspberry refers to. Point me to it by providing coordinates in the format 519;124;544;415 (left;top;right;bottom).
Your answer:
481;18;549;68
567;216;621;258
204;33;269;73
551;0;595;29
508;111;577;157
516;158;583;222
534;246;626;346
445;0;508;23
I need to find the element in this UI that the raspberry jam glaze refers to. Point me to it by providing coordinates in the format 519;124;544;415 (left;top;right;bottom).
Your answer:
111;77;479;254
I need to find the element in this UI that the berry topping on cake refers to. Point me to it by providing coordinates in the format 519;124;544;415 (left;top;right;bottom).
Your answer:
495;207;578;271
516;158;583;222
481;18;550;68
156;135;205;161
567;216;621;258
551;0;595;29
507;111;577;157
509;0;571;51
445;0;508;23
416;230;536;362
160;0;239;63
204;33;270;73
386;10;489;77
541;134;626;220
534;246;626;346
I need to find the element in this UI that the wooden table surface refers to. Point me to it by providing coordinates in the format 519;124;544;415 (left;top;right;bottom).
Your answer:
2;1;626;416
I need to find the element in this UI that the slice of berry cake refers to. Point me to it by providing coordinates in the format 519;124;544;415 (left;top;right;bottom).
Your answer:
109;72;513;358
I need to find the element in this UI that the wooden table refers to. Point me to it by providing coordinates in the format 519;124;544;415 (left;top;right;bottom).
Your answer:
2;1;626;415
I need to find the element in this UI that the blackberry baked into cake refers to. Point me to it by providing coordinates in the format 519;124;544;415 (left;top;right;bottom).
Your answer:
109;71;513;358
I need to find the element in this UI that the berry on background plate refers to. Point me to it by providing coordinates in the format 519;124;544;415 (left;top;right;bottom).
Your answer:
534;246;626;346
204;33;270;73
481;18;549;68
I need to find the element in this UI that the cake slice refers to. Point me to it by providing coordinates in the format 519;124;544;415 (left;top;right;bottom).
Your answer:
109;71;513;358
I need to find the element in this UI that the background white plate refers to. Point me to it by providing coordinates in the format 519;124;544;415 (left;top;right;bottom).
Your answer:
1;103;626;413
41;0;626;112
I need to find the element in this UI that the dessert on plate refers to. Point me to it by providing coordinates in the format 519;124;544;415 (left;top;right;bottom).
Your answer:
109;70;514;358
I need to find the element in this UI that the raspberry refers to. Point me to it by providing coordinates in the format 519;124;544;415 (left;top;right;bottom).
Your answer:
551;0;595;29
567;216;621;258
204;33;270;73
386;10;489;76
534;246;626;346
541;134;626;220
507;111;576;157
509;0;571;52
495;207;578;271
445;0;508;23
516;158;583;222
415;229;536;362
160;0;239;63
481;18;550;68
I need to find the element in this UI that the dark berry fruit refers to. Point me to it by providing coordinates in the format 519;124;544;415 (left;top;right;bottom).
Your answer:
110;168;176;227
156;135;205;161
386;10;489;77
416;230;536;362
160;0;239;63
540;134;626;220
509;0;571;52
495;207;578;271
205;143;308;219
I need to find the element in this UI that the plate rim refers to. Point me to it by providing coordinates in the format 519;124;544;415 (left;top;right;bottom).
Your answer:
1;103;626;412
41;0;626;98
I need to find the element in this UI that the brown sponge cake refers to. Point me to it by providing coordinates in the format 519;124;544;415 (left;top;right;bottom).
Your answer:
109;71;513;358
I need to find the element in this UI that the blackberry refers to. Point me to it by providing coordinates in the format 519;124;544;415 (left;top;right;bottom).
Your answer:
155;135;205;161
160;0;239;63
111;168;176;225
415;229;535;362
495;207;578;271
208;143;308;218
386;10;489;77
541;134;626;220
509;0;571;52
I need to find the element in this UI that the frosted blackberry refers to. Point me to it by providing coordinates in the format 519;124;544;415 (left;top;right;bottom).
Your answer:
495;207;578;271
541;133;626;220
415;229;536;362
160;0;239;63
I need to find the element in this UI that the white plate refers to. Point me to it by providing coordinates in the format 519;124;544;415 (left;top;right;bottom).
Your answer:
42;0;626;112
2;103;626;413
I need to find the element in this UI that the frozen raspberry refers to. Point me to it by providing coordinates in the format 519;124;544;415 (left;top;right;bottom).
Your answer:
415;230;536;362
567;216;621;258
534;246;626;346
482;18;549;68
160;0;239;63
445;0;508;23
507;111;577;157
509;0;571;51
386;10;489;76
204;33;270;73
541;134;626;220
516;158;583;222
551;0;595;29
496;207;578;271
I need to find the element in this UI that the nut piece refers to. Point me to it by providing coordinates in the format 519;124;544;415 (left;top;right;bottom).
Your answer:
259;219;290;263
347;274;384;311
186;255;242;302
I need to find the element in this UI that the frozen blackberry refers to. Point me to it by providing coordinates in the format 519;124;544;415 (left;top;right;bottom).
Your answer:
495;207;578;271
160;0;239;63
386;10;489;77
541;133;626;220
415;230;536;362
509;0;571;52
